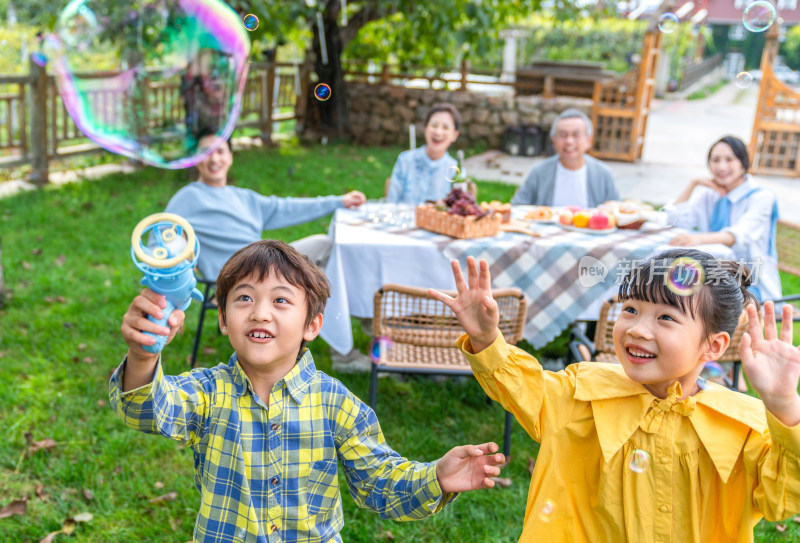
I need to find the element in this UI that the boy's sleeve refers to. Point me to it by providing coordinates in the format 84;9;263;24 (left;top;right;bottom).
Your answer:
108;358;212;447
332;391;457;520
458;333;577;443
748;410;800;521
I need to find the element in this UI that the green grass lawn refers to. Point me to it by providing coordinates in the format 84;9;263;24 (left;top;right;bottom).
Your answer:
0;142;797;542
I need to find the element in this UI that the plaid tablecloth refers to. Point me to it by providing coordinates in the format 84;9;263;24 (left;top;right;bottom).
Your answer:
319;207;722;354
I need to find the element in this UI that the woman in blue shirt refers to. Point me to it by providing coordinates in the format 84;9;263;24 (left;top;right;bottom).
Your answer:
385;103;462;203
665;135;781;303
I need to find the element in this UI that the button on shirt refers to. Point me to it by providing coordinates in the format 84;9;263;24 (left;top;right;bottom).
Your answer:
385;146;457;204
458;333;800;543
664;178;781;301
109;350;454;543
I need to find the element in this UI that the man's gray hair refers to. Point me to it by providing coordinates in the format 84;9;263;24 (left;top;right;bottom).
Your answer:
549;108;594;138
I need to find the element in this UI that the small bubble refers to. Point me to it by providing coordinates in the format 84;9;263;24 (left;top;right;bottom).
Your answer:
538;500;555;522
369;336;393;362
700;361;724;380
629;449;651;473
743;1;777;33
665;257;705;297
696;377;708;390
243;14;259;31
31;52;48;66
314;82;331;101
735;71;753;88
658;13;679;34
445;165;461;182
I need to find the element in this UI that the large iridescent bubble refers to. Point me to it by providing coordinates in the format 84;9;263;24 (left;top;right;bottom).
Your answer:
47;0;250;169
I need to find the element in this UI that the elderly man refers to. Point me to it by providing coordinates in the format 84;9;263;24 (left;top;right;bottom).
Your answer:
510;109;619;207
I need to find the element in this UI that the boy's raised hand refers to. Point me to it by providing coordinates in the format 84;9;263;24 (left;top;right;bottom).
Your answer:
740;301;800;426
121;289;185;364
436;442;505;494
428;257;499;353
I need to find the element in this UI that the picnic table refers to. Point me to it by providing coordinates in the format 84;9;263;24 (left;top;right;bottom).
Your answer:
319;204;734;355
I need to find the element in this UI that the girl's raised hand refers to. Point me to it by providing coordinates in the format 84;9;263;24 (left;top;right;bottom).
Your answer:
740;301;800;426
428;257;499;353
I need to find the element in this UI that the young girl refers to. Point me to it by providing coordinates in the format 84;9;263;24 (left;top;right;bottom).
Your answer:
430;248;800;542
666;136;780;303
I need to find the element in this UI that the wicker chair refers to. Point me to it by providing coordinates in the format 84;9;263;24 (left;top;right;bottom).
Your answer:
568;296;762;391
370;284;528;457
774;219;800;321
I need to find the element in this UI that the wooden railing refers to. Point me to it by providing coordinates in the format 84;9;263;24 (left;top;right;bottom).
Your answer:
680;53;723;90
749;24;800;177
0;60;302;183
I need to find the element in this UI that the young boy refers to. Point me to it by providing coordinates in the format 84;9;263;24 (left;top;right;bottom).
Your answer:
110;240;504;542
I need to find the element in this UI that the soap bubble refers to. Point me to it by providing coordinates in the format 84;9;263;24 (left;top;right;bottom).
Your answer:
314;82;331;101
701;361;724;380
369;336;392;363
46;0;251;169
445;165;461;182
31;52;48;66
735;71;753;88
743;1;777;33
243;14;259;31
665;257;705;297
538;500;555;522
629;449;651;473
658;13;679;34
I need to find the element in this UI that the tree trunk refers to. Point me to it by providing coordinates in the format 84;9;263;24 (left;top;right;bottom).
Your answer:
310;2;349;141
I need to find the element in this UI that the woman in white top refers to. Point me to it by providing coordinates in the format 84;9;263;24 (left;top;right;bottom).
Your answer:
665;136;781;303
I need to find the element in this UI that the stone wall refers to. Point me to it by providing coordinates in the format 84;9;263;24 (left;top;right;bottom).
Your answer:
305;82;594;150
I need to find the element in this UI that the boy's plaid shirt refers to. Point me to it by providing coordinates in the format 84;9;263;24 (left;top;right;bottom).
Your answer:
109;350;454;542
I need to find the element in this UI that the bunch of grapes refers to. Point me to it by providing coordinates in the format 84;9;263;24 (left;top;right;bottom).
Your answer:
443;187;483;216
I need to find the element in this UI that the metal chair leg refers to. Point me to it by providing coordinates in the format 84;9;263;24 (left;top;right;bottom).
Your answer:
369;363;379;408
503;410;512;458
190;303;208;368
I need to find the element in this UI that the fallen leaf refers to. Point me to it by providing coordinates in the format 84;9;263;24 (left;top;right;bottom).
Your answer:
56;296;66;304
149;491;178;504
21;261;31;270
82;489;94;501
0;498;27;519
55;255;66;267
73;512;93;523
96;399;107;407
36;485;48;500
63;322;73;329
77;343;87;351
31;248;42;256
496;454;512;469
154;481;165;489
490;477;513;488
777;523;787;533
82;357;94;364
44;296;55;303
794;515;800;523
61;518;76;535
528;457;536;475
202;347;216;355
29;438;57;453
379;528;395;540
39;531;60;543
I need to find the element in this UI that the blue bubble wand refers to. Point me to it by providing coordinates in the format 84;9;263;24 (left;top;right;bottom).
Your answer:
131;213;204;353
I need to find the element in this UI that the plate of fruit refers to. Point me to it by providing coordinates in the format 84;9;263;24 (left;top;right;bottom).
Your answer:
557;206;617;234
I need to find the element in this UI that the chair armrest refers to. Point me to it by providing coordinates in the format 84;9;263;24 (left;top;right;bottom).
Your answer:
568;324;594;363
771;294;800;304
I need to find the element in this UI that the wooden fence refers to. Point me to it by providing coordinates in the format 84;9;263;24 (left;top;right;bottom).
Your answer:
0;59;304;184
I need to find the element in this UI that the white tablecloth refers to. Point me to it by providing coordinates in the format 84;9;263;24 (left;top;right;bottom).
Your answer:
320;206;735;354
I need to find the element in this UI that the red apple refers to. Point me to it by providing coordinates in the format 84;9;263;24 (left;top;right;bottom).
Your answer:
588;211;611;230
558;209;574;225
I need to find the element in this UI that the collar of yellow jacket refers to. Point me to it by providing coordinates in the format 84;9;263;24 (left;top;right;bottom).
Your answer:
573;362;768;483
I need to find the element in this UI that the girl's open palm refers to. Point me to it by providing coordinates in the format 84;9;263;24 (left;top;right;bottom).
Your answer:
740;301;800;409
428;257;499;352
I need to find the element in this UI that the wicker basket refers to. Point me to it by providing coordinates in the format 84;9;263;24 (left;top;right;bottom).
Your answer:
415;204;501;239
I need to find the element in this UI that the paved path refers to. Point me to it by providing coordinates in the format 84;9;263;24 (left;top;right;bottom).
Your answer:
465;81;800;223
